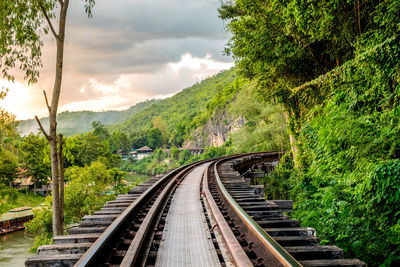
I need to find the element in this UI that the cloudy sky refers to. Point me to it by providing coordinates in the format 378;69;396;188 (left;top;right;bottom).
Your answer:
0;0;233;120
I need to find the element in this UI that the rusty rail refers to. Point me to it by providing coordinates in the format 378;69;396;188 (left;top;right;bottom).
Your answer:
212;154;302;267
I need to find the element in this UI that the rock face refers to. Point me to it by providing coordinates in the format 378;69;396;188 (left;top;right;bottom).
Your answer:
184;110;245;148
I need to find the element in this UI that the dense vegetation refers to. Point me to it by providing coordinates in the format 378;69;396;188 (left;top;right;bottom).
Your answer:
220;0;400;265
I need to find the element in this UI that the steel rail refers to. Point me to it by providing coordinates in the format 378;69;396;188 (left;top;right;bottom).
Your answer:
120;163;196;266
75;164;191;266
119;154;256;266
213;157;302;267
202;163;253;267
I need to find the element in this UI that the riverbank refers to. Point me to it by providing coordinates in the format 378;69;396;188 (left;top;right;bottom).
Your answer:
0;192;44;216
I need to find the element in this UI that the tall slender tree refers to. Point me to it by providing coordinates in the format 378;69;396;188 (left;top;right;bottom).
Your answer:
0;0;95;236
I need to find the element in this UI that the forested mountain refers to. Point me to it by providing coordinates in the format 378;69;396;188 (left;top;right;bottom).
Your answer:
109;68;289;152
112;69;238;146
16;99;158;136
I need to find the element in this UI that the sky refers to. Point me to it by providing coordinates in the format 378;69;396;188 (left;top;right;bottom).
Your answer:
0;0;233;120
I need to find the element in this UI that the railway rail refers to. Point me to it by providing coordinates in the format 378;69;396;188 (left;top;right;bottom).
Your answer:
26;152;366;267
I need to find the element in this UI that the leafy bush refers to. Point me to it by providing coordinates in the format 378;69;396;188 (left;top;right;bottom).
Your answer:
25;161;129;251
265;35;400;265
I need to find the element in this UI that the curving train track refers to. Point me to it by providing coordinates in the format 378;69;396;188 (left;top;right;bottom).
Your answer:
26;153;366;267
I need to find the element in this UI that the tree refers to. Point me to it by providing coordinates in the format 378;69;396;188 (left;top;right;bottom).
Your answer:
0;91;16;147
146;128;163;149
109;131;130;153
218;0;384;98
153;116;168;145
1;0;95;236
130;130;147;148
66;133;121;168
92;121;110;141
0;149;18;186
19;134;51;189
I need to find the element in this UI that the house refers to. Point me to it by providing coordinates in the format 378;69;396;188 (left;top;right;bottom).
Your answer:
117;150;130;160
189;148;204;155
136;146;153;160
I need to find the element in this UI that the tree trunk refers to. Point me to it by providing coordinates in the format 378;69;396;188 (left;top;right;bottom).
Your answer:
283;111;298;166
58;134;65;233
49;0;69;237
49;130;61;235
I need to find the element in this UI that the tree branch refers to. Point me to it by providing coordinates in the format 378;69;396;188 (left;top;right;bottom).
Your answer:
357;0;362;35
38;0;60;41
0;128;6;143
43;90;51;112
35;116;50;141
58;0;64;7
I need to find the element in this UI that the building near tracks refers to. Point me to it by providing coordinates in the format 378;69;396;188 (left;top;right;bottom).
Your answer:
117;146;154;160
0;207;34;235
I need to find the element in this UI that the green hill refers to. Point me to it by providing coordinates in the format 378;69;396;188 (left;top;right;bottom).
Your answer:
112;69;238;144
16;99;158;136
111;68;288;151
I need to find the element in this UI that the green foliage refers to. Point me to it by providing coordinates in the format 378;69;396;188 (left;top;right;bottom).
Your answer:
18;134;50;186
222;0;400;265
108;131;130;153
264;153;295;200
25;199;53;252
228;83;290;153
0;184;18;213
129;130;148;148
65;133;121;168
63;161;120;224
0;0;96;85
265;36;400;265
26;161;128;251
92;121;110;141
145;128;163;149
206;78;241;113
365;161;400;220
219;0;399;99
0;148;18;185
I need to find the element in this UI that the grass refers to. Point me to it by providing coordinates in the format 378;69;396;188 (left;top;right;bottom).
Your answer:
0;191;45;216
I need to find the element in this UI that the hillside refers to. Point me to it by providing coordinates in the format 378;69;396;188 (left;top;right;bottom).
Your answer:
16;99;158;136
112;68;289;152
113;69;237;138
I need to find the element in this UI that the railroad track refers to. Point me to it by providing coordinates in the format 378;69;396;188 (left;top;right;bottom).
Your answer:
26;153;366;267
205;152;366;267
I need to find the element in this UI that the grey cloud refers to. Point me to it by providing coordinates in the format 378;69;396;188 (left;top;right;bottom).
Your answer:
62;0;230;74
64;37;229;75
69;0;226;43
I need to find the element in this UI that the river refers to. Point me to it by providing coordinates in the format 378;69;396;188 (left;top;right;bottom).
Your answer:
0;230;34;267
124;173;152;184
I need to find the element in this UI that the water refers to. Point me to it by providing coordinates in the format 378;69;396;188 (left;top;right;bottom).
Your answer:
124;173;152;185
0;230;35;267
